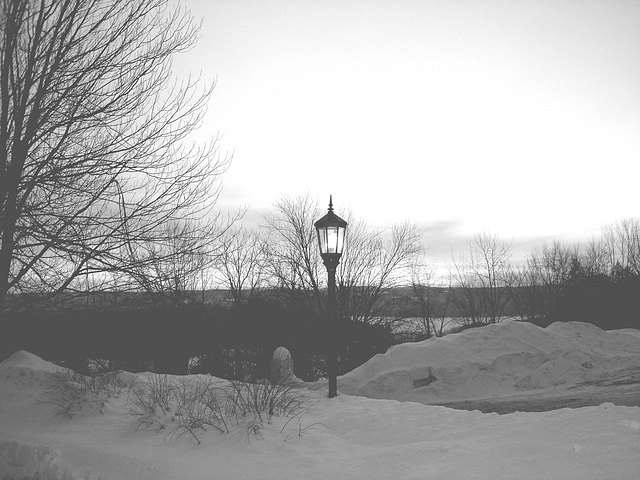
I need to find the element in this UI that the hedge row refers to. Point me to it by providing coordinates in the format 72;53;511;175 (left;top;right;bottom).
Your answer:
0;302;389;380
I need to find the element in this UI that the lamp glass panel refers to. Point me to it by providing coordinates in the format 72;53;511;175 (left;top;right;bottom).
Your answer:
327;226;339;253
336;226;345;254
317;228;327;254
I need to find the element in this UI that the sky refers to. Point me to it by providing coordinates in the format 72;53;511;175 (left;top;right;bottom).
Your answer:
171;0;640;264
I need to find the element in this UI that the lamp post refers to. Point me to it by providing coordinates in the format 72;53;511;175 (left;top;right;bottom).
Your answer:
314;196;347;398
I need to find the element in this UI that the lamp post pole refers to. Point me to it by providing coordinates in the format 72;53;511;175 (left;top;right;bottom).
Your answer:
325;255;338;398
314;196;347;399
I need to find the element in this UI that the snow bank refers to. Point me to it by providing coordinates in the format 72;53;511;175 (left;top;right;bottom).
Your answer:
0;350;66;374
339;320;640;403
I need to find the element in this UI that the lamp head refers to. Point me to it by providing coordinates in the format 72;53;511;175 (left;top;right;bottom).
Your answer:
314;195;347;268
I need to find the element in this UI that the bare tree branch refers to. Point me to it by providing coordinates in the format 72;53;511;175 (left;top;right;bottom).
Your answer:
0;0;231;310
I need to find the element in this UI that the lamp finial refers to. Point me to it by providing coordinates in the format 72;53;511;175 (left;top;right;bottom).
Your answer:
328;195;333;212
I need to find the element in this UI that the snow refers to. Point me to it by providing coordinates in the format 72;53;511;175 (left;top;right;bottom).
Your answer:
1;321;639;479
339;320;640;404
0;350;66;374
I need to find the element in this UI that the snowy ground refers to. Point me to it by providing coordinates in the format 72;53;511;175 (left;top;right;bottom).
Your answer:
1;321;639;479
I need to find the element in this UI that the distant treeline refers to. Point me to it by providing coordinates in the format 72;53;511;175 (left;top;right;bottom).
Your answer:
400;275;640;332
552;262;640;330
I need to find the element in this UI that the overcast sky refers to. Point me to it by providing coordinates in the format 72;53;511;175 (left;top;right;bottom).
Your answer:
172;0;640;264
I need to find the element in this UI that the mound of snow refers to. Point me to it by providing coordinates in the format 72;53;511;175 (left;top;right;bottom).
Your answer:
0;350;66;374
339;320;640;403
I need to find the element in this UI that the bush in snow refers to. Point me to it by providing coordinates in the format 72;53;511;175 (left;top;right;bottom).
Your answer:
225;376;307;425
45;365;135;418
45;358;309;444
127;367;307;444
128;374;230;443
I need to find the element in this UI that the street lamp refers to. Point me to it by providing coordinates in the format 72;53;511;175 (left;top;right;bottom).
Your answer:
314;195;347;398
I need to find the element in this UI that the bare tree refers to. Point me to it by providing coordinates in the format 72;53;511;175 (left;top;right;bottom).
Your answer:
409;261;453;338
0;0;230;311
520;240;578;321
338;218;423;328
507;263;540;321
216;225;268;307
451;233;513;325
263;193;423;329
122;220;222;307
263;194;324;312
583;237;611;276
602;218;640;275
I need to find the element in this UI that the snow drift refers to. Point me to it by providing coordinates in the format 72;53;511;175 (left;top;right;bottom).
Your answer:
1;321;639;480
339;320;640;403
